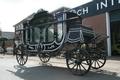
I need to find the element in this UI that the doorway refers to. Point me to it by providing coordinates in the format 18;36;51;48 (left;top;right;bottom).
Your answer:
110;21;120;55
110;10;120;56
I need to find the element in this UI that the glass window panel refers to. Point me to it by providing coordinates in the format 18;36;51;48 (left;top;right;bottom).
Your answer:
47;25;54;42
57;23;63;42
40;28;46;43
26;29;30;42
34;27;40;43
15;31;23;43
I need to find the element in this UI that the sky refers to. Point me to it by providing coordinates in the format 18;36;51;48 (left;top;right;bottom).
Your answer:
0;0;92;32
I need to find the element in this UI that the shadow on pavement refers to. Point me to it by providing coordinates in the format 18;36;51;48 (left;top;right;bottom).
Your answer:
7;63;120;80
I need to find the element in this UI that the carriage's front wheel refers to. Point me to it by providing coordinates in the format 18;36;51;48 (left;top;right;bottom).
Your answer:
16;49;28;66
66;49;91;76
38;53;51;63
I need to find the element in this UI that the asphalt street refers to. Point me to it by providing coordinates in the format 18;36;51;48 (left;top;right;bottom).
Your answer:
0;54;120;80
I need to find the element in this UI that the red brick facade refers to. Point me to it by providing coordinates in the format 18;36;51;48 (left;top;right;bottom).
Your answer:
82;13;106;35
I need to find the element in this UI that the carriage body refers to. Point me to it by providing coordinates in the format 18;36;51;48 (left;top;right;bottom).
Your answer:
14;10;107;76
14;11;94;53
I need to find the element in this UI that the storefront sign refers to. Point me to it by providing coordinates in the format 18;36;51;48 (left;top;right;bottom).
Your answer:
70;0;120;18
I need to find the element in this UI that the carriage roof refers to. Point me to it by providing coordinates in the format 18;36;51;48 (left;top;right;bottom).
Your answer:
15;10;84;31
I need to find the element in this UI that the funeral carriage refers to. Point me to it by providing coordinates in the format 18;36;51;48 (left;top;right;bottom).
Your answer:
14;10;107;75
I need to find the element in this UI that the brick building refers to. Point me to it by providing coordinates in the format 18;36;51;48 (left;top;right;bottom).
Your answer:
70;0;120;56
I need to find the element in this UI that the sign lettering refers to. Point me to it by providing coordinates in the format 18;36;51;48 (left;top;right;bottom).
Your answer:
70;0;120;18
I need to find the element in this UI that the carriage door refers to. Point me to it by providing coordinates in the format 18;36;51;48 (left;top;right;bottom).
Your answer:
55;13;64;43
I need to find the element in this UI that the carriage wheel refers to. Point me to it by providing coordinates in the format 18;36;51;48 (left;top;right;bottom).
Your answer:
91;50;106;69
66;49;91;76
38;53;51;63
16;49;28;66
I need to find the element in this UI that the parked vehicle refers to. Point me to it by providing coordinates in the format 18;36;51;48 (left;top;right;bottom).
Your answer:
14;10;107;76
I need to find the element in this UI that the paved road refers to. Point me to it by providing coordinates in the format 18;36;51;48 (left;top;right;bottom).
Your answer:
0;54;120;80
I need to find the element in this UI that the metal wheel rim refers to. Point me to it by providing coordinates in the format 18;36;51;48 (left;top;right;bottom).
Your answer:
66;49;91;76
91;53;106;69
38;53;51;63
16;49;28;66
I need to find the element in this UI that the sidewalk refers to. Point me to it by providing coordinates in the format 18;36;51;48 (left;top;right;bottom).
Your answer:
0;54;120;77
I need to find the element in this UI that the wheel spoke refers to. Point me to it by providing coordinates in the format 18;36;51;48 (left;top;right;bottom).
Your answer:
98;60;104;64
76;65;78;71
68;62;74;65
82;62;88;65
17;56;21;61
78;65;81;71
21;59;24;65
20;59;22;64
91;60;94;64
45;58;47;61
81;64;87;71
72;64;77;69
96;60;101;67
94;61;96;68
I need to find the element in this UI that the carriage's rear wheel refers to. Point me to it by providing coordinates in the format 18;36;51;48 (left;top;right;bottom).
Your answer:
16;49;28;66
38;53;51;63
91;50;106;69
66;49;91;76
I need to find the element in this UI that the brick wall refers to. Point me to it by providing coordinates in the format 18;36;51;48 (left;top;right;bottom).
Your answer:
82;13;107;35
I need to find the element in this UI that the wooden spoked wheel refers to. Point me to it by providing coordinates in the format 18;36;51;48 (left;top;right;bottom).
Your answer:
16;49;28;66
66;49;91;76
38;53;51;63
91;49;107;69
